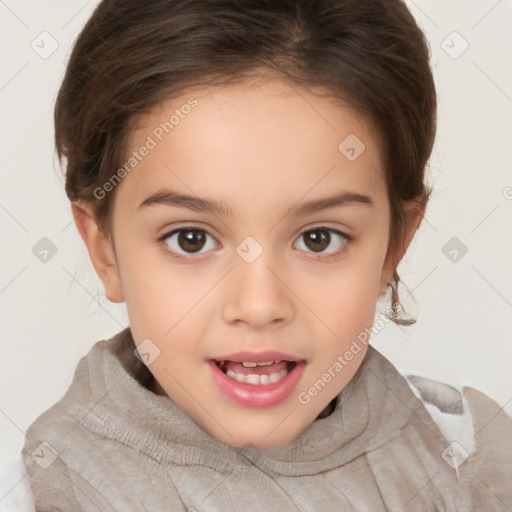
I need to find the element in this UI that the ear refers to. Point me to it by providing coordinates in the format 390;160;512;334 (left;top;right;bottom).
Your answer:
378;200;426;299
71;200;125;303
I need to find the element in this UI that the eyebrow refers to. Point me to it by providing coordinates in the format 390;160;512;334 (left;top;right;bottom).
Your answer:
137;188;374;216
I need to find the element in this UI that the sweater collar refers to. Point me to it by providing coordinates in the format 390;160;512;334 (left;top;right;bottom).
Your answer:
72;327;427;475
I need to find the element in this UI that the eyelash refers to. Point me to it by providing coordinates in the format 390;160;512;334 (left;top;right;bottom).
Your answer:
156;224;354;262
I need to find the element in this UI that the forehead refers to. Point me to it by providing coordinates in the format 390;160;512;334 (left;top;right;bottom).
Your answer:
117;78;387;212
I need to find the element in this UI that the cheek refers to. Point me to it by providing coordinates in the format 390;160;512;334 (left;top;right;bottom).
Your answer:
304;271;378;388
120;257;214;382
306;255;383;317
297;247;386;352
115;242;211;339
319;282;378;346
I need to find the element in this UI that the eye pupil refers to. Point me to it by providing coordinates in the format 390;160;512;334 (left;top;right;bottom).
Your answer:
178;230;206;253
305;229;330;252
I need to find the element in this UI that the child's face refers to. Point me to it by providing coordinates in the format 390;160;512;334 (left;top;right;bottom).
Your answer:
85;77;404;448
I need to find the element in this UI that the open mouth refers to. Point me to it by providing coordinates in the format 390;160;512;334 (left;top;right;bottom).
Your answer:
214;359;298;386
208;357;307;407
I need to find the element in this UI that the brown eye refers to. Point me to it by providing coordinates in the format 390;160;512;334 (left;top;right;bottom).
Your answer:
177;230;206;253
162;228;217;257
293;227;349;257
302;229;331;252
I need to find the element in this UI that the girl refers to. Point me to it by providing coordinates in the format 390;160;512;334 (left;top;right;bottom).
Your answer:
20;0;512;510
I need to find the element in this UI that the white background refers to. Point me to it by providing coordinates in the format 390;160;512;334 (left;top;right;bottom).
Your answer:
1;0;511;503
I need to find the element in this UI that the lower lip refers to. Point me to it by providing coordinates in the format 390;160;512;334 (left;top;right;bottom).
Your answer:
208;360;306;408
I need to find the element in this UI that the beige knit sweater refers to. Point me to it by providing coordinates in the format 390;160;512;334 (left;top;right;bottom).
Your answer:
22;327;512;511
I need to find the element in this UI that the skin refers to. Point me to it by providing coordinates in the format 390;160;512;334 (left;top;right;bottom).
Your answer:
72;75;424;448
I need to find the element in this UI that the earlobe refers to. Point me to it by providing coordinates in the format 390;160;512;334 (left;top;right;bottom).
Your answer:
378;253;395;299
70;201;125;303
378;201;426;299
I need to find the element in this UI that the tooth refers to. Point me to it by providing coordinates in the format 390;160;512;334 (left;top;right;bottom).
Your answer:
269;372;282;383
224;369;289;385
245;374;260;385
256;361;274;366
226;370;246;382
242;362;257;367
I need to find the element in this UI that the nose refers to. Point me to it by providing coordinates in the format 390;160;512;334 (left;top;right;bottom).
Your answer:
221;250;294;329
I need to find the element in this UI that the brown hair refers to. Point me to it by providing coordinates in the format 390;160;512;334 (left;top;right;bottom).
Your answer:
55;0;436;325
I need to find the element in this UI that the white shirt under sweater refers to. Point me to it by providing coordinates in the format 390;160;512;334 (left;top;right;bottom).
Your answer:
19;327;512;511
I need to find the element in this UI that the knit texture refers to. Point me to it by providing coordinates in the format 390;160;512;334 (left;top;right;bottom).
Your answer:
22;327;512;511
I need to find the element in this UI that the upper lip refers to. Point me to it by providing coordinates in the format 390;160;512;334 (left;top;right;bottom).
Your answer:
211;350;305;363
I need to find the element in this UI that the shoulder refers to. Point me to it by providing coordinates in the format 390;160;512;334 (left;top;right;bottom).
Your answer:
2;446;91;512
21;404;188;511
20;398;103;511
405;375;476;459
18;328;146;510
405;374;512;452
405;374;512;506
